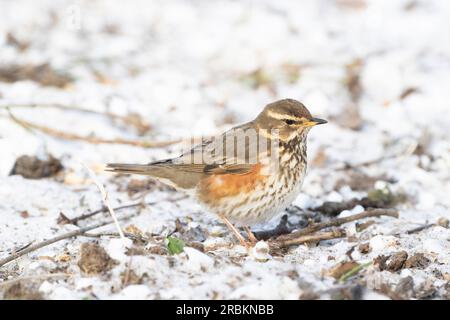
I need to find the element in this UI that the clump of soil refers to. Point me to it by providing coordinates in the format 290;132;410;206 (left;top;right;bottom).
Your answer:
3;281;43;300
404;253;430;269
10;155;63;179
376;251;409;272
375;251;430;272
0;63;73;88
358;242;370;254
77;243;117;275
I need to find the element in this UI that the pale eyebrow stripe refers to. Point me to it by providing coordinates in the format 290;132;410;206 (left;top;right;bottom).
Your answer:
267;110;302;121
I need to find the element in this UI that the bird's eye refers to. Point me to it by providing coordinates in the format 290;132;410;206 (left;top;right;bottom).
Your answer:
284;119;295;125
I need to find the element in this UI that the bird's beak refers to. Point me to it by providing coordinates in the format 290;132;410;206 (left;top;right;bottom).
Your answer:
304;117;328;127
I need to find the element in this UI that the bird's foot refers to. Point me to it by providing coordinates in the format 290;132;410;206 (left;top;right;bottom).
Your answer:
244;226;259;246
218;216;259;249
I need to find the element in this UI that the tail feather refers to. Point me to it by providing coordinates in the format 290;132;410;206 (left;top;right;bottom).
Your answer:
106;163;158;175
106;160;201;190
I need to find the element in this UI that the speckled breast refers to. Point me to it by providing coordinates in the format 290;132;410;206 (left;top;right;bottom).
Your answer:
196;157;307;226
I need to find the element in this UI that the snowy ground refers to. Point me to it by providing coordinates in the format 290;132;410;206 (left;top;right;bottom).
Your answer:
0;0;449;299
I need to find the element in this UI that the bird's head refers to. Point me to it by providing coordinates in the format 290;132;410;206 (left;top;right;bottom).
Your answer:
255;99;327;142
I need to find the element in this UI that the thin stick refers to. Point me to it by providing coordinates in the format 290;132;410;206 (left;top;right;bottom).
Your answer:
275;208;398;243
0;214;136;268
68;195;187;225
270;228;345;248
82;232;150;243
0;103;151;134
83;164;125;240
406;223;434;234
6;111;181;148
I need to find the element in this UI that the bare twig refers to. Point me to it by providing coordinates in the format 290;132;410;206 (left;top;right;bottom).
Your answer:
0;214;136;268
270;228;346;248
68;195;187;225
0;103;151;134
274;208;398;243
82;232;150;243
68;204;133;225
406;223;434;235
253;214;309;240
83;164;125;240
6;111;181;148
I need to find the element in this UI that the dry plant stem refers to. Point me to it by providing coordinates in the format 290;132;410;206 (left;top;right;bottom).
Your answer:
271;228;345;248
69;195;187;225
82;232;149;242
1;103;150;133
7;111;181;148
275;208;398;243
69;203;139;225
0;214;136;268
406;223;434;234
83;164;125;240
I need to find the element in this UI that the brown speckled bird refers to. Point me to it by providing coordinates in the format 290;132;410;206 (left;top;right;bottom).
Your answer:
107;99;327;247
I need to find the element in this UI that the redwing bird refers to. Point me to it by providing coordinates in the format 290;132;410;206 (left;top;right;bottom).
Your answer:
107;99;327;247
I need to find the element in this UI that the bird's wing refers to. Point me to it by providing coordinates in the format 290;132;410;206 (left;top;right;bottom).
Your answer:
107;123;268;189
173;121;265;175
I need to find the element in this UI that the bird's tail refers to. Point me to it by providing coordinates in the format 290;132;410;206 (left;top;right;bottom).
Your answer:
105;163;152;175
105;159;172;176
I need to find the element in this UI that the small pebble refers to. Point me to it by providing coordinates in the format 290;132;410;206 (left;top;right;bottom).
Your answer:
250;241;271;262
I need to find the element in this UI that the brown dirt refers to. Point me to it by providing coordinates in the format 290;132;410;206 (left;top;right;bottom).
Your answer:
375;251;430;273
404;253;430;269
3;281;43;300
358;242;370;254
375;251;408;272
77;243;117;275
10;155;63;179
0;63;73;88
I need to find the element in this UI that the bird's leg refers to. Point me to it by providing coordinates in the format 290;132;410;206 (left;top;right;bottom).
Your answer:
244;226;258;245
219;215;249;247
